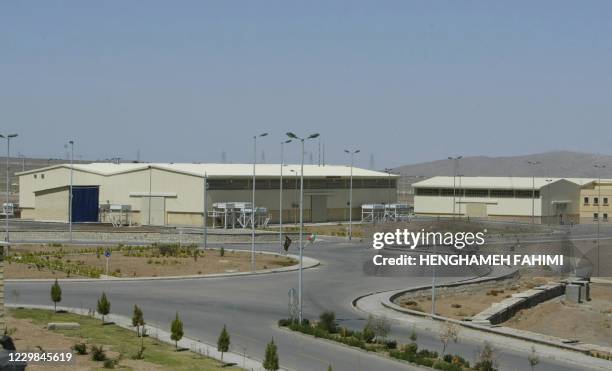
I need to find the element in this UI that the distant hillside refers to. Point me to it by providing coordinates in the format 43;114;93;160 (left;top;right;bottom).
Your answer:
392;151;612;178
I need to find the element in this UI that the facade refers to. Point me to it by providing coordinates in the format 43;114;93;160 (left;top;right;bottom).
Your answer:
413;176;598;224
17;163;397;226
579;180;612;224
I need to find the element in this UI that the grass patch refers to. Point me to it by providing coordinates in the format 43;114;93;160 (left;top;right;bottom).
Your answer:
10;308;241;371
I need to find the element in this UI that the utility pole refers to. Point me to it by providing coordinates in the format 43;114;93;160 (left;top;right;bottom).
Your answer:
251;133;268;271
594;164;606;277
448;156;462;218
1;134;18;243
345;149;360;240
203;172;208;249
68;140;74;242
527;161;541;224
279;140;291;253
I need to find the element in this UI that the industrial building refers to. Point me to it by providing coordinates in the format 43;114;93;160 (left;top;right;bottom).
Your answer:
17;163;397;226
413;176;601;224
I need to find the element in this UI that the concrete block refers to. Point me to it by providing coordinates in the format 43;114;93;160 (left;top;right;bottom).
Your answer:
47;322;80;330
565;284;582;303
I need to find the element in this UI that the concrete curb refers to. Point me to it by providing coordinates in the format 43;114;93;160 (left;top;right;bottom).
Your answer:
353;269;610;357
6;250;320;283
6;303;277;371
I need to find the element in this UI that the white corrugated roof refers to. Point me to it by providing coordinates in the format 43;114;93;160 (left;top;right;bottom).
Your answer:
412;176;597;190
17;163;396;178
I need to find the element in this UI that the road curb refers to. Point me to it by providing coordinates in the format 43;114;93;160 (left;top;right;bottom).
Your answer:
6;250;320;283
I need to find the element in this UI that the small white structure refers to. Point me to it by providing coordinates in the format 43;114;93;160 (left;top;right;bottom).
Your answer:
208;202;270;229
361;203;412;223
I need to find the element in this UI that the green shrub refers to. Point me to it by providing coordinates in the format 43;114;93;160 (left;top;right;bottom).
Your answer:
318;311;337;333
91;345;106;361
72;343;87;355
103;359;115;369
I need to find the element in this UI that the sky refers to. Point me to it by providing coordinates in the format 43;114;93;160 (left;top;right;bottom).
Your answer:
1;1;611;168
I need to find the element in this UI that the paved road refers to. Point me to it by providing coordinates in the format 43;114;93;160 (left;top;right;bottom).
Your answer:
7;236;609;371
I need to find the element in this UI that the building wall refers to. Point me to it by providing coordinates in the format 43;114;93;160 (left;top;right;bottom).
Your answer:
34;187;69;222
19;166;396;226
414;195;542;218
579;182;612;224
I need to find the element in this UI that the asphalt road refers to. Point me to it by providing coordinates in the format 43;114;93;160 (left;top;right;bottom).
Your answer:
6;234;608;371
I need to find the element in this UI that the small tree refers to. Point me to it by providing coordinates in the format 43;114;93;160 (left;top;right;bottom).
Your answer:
132;305;145;337
217;325;230;361
528;346;539;371
97;292;111;324
409;325;418;342
170;312;184;350
50;279;62;312
263;338;279;371
373;316;391;343
474;342;497;371
439;321;459;357
362;315;376;343
327;365;333;371
318;311;337;333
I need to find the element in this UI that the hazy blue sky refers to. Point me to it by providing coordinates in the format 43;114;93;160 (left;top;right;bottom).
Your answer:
2;1;611;168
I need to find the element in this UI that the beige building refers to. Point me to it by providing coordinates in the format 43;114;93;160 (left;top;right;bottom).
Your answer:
17;163;397;226
413;176;597;224
579;180;612;224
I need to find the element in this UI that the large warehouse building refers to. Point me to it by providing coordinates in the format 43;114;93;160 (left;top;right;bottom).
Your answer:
413;176;606;224
17;163;397;226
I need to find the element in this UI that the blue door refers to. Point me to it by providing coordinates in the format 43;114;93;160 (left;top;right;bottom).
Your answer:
71;186;99;222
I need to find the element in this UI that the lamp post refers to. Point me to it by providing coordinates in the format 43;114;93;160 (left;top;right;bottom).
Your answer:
290;169;298;224
203;171;208;249
279;140;291;253
384;168;393;205
594;164;606;277
68;141;74;242
448;156;462;218
527;161;541;224
544;178;553;225
1;134;18;243
345;149;360;240
286;132;319;324
251;133;268;271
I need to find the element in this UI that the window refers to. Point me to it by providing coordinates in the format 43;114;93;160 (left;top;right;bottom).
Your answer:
416;188;440;196
490;189;514;198
464;189;489;197
515;190;540;198
594;197;599;205
34;174;37;179
594;213;599;221
604;213;609;222
604;197;609;205
584;196;589;205
41;174;45;179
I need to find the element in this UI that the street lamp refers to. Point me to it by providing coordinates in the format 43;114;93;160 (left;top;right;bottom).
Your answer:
344;149;360;240
290;169;298;224
384;168;394;205
544;178;553;225
68;140;74;242
279;140;292;253
594;164;606;277
286;132;319;324
448;156;462;218
251;133;268;271
0;134;18;243
203;171;208;249
527;161;541;224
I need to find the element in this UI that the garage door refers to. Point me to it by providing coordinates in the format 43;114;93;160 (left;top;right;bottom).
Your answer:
141;196;165;226
71;186;99;223
311;195;328;222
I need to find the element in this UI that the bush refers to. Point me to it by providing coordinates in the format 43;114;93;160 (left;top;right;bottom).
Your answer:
384;340;397;349
318;311;337;333
220;247;225;257
103;359;115;369
91;345;106;361
432;360;462;371
72;343;87;355
417;349;438;359
404;342;418;354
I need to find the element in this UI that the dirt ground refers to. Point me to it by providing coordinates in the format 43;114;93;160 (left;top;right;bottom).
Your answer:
396;275;561;319
505;283;612;347
5;315;162;371
5;246;296;279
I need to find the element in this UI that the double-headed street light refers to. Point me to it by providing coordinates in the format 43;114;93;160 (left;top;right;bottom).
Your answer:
345;149;360;240
286;132;319;324
279;140;292;253
0;134;18;243
251;133;268;271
